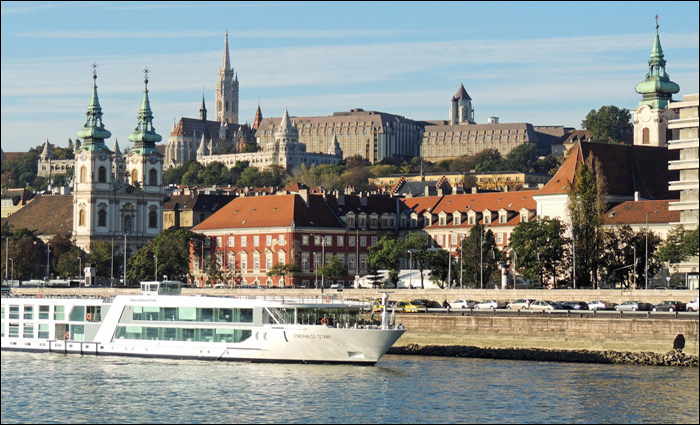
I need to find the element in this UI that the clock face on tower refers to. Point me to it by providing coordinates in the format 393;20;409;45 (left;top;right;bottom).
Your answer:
80;151;87;161
149;153;158;164
99;151;107;161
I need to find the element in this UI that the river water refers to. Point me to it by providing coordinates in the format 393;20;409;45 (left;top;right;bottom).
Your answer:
1;351;697;424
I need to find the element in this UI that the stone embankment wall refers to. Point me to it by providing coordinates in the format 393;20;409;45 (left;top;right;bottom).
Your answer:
392;313;699;355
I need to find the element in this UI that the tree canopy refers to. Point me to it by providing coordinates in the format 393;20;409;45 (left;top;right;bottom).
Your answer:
581;105;633;144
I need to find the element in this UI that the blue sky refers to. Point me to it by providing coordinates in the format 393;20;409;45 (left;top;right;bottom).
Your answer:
1;1;698;153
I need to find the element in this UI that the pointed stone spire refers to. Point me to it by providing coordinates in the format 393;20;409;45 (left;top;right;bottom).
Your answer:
199;90;207;121
329;134;343;157
277;108;296;135
252;102;263;132
222;30;231;72
635;16;680;109
128;67;162;152
453;83;471;101
77;64;112;146
41;139;52;159
197;132;209;156
113;138;122;157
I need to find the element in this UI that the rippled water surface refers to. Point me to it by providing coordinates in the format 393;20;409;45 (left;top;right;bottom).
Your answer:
2;351;698;424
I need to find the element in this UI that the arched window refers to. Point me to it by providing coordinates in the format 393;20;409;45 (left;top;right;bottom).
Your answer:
79;209;86;227
642;128;650;145
80;166;87;183
149;169;157;186
98;209;107;227
148;210;158;229
131;169;138;185
98;166;107;183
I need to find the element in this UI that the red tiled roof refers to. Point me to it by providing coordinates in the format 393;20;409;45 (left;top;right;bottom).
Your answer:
1;195;73;237
192;193;344;232
603;200;679;226
425;192;536;229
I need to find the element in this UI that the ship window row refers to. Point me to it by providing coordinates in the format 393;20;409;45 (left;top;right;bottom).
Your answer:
131;307;253;323
115;326;252;343
2;305;100;322
4;323;50;339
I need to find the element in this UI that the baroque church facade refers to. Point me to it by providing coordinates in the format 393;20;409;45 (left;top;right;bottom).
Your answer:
72;67;164;255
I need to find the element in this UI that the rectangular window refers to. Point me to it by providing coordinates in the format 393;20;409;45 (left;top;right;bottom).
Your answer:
228;236;235;247
314;235;322;246
302;235;309;245
266;255;273;270
38;324;49;339
240;256;247;271
279;235;286;245
454;216;461;226
69;306;85;322
337;236;344;247
266;235;272;246
253;256;260;270
23;324;34;339
348;256;356;270
39;305;49;320
370;236;378;246
241;236;247;247
9;324;19;338
496;233;504;244
7;305;17;320
360;236;367;247
216;237;222;247
359;256;367;271
302;256;310;270
349;236;356;247
437;235;444;245
451;234;458;245
253;236;259;247
500;215;507;224
54;306;65;321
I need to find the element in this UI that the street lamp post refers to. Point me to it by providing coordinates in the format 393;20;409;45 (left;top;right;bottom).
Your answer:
447;234;452;289
321;236;326;289
9;258;14;281
4;237;9;282
480;225;484;290
111;238;114;286
407;249;413;288
77;256;82;285
45;242;51;282
154;254;158;282
645;210;659;290
123;233;127;286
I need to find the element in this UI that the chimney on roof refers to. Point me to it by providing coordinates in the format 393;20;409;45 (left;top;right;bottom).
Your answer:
299;188;309;206
634;191;639;202
472;187;478;194
437;188;443;196
360;191;368;206
334;189;345;205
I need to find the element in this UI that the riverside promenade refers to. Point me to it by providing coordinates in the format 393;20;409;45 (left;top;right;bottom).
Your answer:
7;286;699;363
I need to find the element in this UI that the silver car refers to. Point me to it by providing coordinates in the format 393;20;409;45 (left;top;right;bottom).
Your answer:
450;299;478;309
588;300;615;310
529;300;562;311
506;299;535;310
474;300;504;309
614;301;653;311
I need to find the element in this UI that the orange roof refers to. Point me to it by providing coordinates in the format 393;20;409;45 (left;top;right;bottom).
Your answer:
425;192;536;229
192;193;343;232
604;200;679;225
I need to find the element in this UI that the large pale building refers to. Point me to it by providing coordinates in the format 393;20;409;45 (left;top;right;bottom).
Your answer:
254;108;424;164
72;68;164;254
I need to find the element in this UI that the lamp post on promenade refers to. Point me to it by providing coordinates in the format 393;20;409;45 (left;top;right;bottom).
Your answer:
645;210;659;290
77;256;82;285
9;258;14;281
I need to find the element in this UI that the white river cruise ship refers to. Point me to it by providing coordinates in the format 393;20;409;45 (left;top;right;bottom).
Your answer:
0;282;405;364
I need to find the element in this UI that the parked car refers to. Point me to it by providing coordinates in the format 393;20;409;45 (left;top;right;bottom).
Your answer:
506;299;534;310
686;297;699;312
653;301;686;312
329;283;344;289
396;301;427;313
615;301;653;311
529;300;562;311
587;300;615;310
451;299;478;309
559;301;589;310
474;300;504;309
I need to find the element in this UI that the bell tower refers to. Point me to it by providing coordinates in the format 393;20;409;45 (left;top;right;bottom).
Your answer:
215;31;239;124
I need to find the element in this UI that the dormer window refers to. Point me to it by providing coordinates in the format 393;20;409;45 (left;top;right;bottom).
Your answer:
500;214;507;224
454;214;461;226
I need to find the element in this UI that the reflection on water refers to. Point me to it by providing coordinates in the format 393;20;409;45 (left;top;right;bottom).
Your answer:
2;352;698;424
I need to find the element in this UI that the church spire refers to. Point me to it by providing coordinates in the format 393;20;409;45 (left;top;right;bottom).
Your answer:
252;101;263;132
200;89;207;121
128;67;162;152
222;30;231;71
635;15;680;109
77;63;112;146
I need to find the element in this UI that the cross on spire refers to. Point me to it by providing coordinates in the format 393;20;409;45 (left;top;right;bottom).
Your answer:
143;67;149;86
655;14;659;29
92;63;98;79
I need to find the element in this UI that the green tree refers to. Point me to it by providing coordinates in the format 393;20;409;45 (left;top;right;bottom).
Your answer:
404;233;432;289
48;234;87;279
1;225;46;280
658;225;700;265
367;236;404;286
128;229;204;284
457;224;501;288
267;262;302;287
581;105;633;144
509;218;567;288
426;248;451;289
318;255;348;286
505;143;539;173
599;225;661;288
567;155;608;288
89;239;123;282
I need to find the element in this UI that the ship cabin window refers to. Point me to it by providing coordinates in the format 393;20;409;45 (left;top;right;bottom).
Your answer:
54;306;65;321
38;324;49;339
9;305;20;320
39;305;50;320
70;306;85;322
23;305;33;320
131;306;252;323
9;324;19;338
23;324;34;339
115;327;252;344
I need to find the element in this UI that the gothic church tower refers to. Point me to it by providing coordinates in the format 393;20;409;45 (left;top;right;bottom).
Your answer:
215;31;239;124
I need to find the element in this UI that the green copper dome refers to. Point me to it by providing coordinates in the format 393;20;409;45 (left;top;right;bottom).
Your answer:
635;17;680;109
128;69;162;154
77;68;112;145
